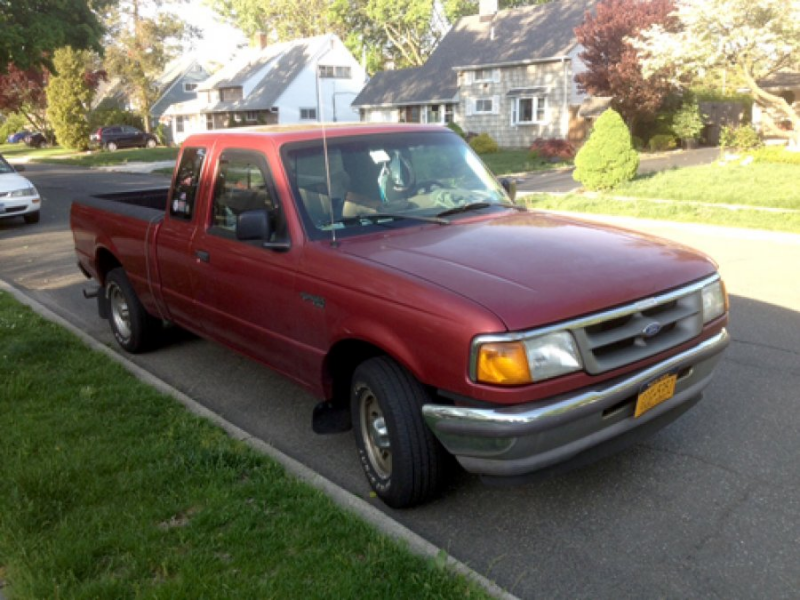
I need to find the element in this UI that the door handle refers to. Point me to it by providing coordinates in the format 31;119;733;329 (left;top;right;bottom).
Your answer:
195;249;210;263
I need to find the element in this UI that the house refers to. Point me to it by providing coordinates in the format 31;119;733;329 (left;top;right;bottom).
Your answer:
92;57;210;135
161;34;367;144
352;0;597;147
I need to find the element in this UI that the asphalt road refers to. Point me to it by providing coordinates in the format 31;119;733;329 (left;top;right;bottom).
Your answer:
1;161;799;599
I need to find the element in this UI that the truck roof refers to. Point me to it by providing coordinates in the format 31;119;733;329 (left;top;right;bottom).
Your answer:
181;123;450;147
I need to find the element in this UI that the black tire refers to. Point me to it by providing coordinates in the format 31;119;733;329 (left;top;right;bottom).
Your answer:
24;211;40;224
105;267;159;353
106;141;118;152
351;356;449;508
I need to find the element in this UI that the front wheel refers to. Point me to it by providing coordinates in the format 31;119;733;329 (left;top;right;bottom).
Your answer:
146;138;157;149
106;141;118;152
351;357;449;508
105;267;159;353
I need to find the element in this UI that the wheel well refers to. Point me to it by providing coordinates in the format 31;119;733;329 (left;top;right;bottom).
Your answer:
325;340;385;410
95;248;122;284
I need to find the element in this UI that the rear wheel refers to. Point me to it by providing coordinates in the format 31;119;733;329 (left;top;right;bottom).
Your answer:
351;357;449;508
106;141;118;152
105;267;159;353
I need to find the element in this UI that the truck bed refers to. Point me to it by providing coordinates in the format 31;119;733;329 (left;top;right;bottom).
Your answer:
73;188;169;221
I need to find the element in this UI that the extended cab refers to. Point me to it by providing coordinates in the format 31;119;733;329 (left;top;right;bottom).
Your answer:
71;124;729;507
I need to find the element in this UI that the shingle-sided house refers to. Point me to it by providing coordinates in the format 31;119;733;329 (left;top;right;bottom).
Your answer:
352;0;597;147
162;34;367;143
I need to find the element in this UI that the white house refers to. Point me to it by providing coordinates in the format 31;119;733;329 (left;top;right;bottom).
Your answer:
162;34;367;143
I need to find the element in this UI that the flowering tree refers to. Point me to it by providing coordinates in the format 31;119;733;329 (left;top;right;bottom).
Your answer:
634;0;800;143
575;0;678;131
0;67;50;134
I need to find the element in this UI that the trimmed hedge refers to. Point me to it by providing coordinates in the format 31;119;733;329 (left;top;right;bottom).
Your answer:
469;133;499;154
573;109;639;191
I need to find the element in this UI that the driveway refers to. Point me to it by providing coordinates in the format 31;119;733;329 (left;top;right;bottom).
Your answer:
516;146;720;194
1;162;798;599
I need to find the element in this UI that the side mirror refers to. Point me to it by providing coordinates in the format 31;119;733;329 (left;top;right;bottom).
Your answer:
500;178;517;202
236;209;291;251
14;165;25;172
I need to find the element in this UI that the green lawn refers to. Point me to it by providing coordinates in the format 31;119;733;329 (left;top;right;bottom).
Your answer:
36;146;179;167
526;161;800;234
481;149;571;176
615;162;800;209
0;293;488;599
0;142;75;161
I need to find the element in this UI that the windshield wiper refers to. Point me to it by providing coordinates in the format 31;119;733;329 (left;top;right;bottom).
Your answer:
435;201;526;218
339;213;450;226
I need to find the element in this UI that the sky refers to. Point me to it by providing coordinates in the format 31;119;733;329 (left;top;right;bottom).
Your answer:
171;2;249;66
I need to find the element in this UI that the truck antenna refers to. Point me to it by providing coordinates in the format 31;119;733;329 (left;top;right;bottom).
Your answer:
317;40;338;247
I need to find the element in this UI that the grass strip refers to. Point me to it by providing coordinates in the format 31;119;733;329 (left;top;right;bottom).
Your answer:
524;193;800;234
0;293;488;599
34;147;179;168
481;149;570;176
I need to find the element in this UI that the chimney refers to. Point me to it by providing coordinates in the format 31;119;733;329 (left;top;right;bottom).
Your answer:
479;0;498;21
251;32;268;50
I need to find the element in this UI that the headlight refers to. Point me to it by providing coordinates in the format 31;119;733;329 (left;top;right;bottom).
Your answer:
8;186;37;198
702;279;727;323
474;331;583;386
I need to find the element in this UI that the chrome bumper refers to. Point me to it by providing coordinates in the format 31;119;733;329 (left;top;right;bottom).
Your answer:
422;329;729;478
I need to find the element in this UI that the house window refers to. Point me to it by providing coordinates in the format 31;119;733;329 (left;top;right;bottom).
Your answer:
245;111;258;122
175;115;184;133
206;115;214;130
474;68;493;82
183;82;198;93
444;105;454;123
474;98;494;114
219;87;243;102
512;96;547;124
300;108;317;120
319;65;351;79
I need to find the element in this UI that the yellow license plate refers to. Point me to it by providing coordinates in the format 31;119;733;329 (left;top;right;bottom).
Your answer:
635;372;678;418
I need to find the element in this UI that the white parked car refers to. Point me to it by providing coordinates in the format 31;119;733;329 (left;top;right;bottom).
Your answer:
0;155;40;224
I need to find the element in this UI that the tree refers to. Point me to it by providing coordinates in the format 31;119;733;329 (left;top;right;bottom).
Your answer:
634;0;800;143
209;0;342;41
443;0;550;23
46;48;98;150
0;0;108;73
103;0;195;132
573;108;639;190
0;67;50;134
575;0;678;131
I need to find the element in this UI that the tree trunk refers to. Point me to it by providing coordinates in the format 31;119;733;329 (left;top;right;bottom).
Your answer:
742;68;800;145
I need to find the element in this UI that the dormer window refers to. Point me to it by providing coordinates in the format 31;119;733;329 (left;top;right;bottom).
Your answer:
319;65;352;79
183;82;198;93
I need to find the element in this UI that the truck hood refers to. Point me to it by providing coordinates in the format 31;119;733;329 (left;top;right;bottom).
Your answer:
339;211;717;331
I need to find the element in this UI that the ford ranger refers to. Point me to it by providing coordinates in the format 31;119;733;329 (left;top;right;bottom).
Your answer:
70;124;729;507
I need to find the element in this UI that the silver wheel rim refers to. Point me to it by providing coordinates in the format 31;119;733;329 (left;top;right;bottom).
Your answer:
360;388;392;478
108;283;132;341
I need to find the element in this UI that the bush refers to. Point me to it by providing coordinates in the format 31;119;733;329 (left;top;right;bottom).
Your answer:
0;113;29;141
88;108;144;131
573;109;639;191
446;122;465;138
469;133;499;154
631;135;645;150
672;98;705;141
529;138;575;161
750;146;800;165
721;124;762;151
648;134;678;152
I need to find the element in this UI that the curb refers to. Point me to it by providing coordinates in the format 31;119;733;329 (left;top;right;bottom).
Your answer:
0;279;518;600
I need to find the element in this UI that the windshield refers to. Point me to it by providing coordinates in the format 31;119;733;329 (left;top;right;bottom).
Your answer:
0;156;15;175
282;131;511;240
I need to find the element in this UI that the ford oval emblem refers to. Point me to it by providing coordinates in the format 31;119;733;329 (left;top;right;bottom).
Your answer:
642;322;662;338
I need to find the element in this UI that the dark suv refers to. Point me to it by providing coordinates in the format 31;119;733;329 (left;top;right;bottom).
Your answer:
91;125;158;151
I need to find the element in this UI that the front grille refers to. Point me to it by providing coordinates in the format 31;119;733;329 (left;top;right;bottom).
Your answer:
572;287;704;375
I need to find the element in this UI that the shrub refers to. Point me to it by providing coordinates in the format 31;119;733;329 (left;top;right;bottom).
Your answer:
88;107;144;131
672;99;705;141
469;133;499;154
529;138;575;161
446;122;465;138
721;124;762;151
648;134;678;152
750;146;800;165
0;113;29;141
631;135;645;150
573;109;639;191
46;47;92;150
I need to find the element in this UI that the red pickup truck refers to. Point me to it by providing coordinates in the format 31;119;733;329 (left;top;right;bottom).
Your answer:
71;124;729;507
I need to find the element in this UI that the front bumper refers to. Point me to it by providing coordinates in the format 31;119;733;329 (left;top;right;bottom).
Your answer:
0;193;40;219
422;329;729;478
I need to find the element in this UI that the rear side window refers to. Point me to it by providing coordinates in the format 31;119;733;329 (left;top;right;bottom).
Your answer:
170;147;207;220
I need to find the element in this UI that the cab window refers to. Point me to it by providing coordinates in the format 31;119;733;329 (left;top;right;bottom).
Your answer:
210;149;283;241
